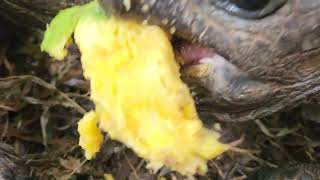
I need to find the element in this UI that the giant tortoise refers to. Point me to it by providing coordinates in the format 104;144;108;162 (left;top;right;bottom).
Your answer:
0;0;320;179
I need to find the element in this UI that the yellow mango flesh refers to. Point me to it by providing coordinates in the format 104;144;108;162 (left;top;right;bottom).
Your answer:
78;111;103;159
75;15;229;175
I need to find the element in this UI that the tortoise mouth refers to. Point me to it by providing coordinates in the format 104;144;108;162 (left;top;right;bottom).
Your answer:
172;38;221;66
173;40;216;65
172;38;216;66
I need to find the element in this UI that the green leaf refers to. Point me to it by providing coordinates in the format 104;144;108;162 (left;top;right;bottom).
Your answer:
40;0;102;60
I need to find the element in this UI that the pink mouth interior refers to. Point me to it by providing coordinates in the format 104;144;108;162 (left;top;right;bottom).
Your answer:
177;41;216;65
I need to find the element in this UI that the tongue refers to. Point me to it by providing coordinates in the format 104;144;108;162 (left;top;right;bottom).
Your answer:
179;43;216;65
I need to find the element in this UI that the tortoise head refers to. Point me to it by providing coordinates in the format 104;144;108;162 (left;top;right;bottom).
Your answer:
99;0;320;122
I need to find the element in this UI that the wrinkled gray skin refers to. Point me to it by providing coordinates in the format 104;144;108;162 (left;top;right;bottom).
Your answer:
99;0;320;122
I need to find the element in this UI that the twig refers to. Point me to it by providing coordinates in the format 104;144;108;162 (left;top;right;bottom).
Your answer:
255;119;300;138
0;75;86;114
124;154;140;180
0;117;9;140
229;147;277;168
0;104;16;111
255;119;276;138
229;175;247;180
65;159;88;178
211;161;224;178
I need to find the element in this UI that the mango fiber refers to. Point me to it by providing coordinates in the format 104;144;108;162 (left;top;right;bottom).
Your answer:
41;1;229;176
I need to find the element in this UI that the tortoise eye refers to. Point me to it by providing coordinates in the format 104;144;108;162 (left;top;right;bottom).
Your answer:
230;0;270;11
211;0;287;19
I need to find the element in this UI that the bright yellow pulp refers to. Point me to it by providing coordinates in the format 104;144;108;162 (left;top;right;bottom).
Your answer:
75;15;229;175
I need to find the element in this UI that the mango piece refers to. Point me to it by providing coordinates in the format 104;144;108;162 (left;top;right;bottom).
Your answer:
78;111;103;159
75;15;229;175
41;1;230;176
